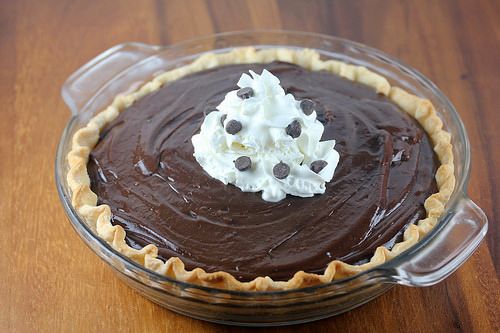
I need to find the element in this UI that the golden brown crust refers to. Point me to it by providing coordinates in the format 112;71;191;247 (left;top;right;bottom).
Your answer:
67;47;455;291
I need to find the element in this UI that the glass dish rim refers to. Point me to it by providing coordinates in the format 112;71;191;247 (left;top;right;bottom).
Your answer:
55;29;471;297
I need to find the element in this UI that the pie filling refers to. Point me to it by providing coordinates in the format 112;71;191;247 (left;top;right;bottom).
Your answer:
88;61;438;281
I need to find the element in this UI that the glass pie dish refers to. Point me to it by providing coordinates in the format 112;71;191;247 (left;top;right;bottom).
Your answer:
55;30;488;326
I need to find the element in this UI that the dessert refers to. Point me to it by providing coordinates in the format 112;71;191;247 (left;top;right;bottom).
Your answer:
191;69;340;202
67;48;455;291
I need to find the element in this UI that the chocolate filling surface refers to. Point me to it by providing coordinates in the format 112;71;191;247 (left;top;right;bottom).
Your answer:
88;61;438;281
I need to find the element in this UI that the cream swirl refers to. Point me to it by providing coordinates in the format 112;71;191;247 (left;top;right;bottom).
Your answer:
191;69;340;202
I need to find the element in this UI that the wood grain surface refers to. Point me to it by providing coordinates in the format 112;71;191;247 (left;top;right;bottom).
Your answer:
1;0;499;332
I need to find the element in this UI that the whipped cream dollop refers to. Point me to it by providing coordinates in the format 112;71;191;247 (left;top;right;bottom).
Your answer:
191;69;340;202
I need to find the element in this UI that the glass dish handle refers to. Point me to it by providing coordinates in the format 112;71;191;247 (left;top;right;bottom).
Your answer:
390;196;488;287
61;42;160;115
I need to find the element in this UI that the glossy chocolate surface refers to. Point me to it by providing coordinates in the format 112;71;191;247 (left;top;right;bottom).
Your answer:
88;62;438;281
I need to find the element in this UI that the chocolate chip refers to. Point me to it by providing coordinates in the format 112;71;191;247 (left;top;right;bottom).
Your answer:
273;162;290;179
225;119;242;134
236;87;254;99
220;114;227;126
311;160;328;173
286;120;301;138
234;156;252;171
300;99;315;115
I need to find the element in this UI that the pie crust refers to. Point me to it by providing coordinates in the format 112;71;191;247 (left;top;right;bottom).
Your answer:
67;47;455;291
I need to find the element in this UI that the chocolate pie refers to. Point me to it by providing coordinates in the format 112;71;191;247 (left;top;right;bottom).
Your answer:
67;48;455;291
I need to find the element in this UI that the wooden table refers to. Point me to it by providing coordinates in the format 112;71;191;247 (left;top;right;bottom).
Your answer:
1;0;498;332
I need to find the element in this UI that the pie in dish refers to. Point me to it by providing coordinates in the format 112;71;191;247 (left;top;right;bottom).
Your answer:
67;47;455;291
